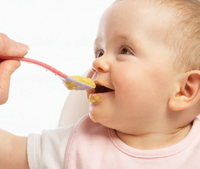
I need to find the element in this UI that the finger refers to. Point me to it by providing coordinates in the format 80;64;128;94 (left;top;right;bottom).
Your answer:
0;60;20;104
0;33;29;57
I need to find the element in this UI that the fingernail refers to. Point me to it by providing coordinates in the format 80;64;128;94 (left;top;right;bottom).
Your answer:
16;42;30;51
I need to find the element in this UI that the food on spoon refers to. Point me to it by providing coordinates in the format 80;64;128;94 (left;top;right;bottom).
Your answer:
64;75;96;90
71;76;96;88
64;80;79;90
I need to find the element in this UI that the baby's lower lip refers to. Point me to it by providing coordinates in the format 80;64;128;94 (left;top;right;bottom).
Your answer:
89;91;114;104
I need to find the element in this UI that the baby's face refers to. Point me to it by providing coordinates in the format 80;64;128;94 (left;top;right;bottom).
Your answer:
87;0;178;134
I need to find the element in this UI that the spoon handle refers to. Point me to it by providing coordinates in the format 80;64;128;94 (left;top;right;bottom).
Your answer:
0;56;68;79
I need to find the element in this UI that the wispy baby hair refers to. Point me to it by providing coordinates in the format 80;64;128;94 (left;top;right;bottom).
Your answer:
151;0;200;71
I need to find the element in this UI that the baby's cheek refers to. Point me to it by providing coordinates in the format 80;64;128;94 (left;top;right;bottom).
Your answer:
114;74;143;103
114;84;132;104
114;73;135;92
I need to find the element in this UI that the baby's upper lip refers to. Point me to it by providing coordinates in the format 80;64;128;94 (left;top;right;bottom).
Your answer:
93;80;115;93
95;81;114;89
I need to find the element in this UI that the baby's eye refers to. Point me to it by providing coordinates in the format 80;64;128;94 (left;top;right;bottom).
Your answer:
96;50;104;58
120;47;132;55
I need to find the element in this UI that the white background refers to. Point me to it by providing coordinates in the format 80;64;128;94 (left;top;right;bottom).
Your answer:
0;0;114;136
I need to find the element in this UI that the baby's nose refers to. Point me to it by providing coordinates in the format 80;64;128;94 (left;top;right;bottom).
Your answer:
92;55;110;73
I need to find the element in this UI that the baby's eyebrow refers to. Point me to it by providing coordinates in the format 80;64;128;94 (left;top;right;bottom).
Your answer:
116;34;128;40
93;38;103;53
95;34;130;44
94;34;137;50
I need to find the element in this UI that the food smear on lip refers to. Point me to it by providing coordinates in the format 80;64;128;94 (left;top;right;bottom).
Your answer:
89;94;103;104
64;75;96;90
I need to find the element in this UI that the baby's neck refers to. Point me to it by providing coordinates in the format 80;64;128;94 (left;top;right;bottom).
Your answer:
115;123;192;150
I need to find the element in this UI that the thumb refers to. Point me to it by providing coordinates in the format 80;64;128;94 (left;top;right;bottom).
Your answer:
0;33;29;57
0;60;20;105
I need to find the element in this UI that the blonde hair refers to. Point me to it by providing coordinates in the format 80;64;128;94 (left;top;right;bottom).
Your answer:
151;0;200;71
116;0;200;71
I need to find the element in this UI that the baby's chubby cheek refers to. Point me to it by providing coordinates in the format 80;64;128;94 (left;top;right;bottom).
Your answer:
113;76;133;94
112;76;140;105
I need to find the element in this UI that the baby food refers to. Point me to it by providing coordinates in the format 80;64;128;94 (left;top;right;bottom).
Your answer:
89;94;103;103
64;76;96;90
91;115;97;123
64;80;79;90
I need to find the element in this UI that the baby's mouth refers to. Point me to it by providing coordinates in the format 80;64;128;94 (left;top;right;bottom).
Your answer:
89;82;114;104
94;83;114;94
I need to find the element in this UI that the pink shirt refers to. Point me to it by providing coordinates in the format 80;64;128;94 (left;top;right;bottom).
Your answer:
65;115;200;169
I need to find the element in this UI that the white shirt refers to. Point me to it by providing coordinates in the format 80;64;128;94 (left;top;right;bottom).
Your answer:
27;124;74;169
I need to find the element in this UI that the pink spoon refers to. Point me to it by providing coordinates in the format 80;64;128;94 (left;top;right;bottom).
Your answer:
0;56;95;90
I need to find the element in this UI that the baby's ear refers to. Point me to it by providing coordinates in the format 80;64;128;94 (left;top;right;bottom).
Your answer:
168;70;200;111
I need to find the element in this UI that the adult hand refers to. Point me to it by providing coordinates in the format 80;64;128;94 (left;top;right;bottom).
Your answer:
0;33;29;105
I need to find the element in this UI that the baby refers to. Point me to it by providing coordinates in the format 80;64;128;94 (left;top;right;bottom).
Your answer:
1;0;200;168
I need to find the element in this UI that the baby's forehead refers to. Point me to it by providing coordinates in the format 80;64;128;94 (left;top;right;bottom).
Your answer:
111;0;179;22
109;0;175;27
101;0;174;40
